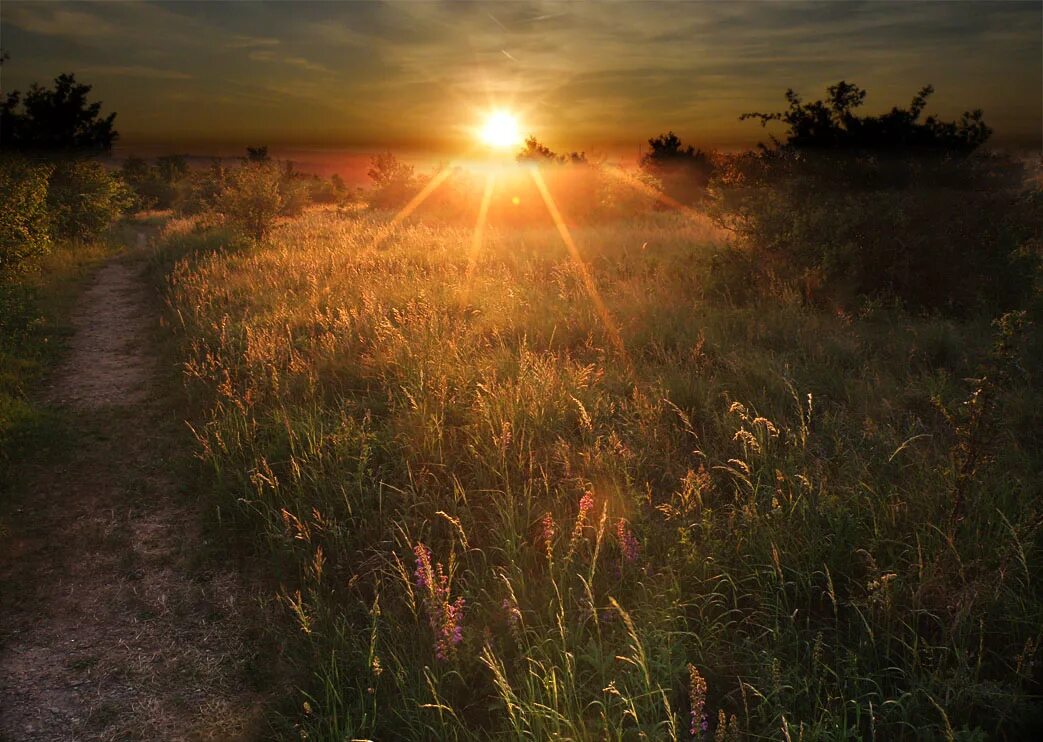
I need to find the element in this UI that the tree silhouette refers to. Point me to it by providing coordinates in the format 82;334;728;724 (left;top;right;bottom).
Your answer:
1;73;117;153
246;145;270;163
741;81;991;153
639;132;714;204
516;137;587;165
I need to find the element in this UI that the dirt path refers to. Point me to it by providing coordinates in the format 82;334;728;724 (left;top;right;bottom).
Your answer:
0;246;261;740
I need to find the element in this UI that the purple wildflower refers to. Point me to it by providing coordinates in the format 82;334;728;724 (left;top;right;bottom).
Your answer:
616;518;640;563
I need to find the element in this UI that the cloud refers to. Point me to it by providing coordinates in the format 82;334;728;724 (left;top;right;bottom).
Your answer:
81;65;192;80
247;49;330;74
227;34;281;49
5;4;116;38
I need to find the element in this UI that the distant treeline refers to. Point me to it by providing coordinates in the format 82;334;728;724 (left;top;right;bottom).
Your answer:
2;73;1040;316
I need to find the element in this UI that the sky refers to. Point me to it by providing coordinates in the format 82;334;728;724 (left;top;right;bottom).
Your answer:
3;0;1041;159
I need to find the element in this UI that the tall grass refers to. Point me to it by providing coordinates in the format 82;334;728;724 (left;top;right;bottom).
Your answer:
164;207;1042;739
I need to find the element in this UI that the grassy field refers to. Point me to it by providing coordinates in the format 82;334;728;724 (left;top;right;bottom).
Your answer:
161;206;1042;739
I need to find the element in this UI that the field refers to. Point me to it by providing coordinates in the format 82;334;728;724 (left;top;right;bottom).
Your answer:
159;203;1043;739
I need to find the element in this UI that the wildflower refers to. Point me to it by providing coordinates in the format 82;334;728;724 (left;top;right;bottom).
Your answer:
615;518;640;563
687;663;707;738
540;512;555;560
503;597;522;637
414;543;433;591
566;491;596;557
435;595;465;660
413;542;465;661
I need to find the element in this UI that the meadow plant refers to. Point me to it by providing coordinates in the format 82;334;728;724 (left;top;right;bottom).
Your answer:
163;206;1043;739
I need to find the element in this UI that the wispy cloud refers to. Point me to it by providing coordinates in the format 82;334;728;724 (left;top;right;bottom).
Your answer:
81;65;192;80
6;5;116;38
247;49;330;74
227;34;281;49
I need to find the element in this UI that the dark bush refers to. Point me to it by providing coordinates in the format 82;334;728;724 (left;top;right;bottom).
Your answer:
711;82;1038;313
639;131;716;205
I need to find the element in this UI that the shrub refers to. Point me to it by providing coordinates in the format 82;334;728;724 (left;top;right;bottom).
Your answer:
217;162;284;241
367;152;418;210
711;82;1037;313
46;160;133;242
172;160;227;216
639;131;716;205
0;156;53;276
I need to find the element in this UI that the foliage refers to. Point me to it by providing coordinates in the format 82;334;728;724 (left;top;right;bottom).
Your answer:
172;159;227;216
741;81;991;152
121;155;177;210
216;162;284;241
0;156;53;277
278;163;311;218
1;73;117;153
246;145;270;163
155;154;189;184
367;151;418;210
163;209;1043;740
46;160;134;242
711;82;1038;313
639;132;715;204
516;136;588;165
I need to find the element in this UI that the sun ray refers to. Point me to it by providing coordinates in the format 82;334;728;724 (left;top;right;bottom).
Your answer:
528;167;631;368
367;162;461;251
460;172;496;304
600;164;729;241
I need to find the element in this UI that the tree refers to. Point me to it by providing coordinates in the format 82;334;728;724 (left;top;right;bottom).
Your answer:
1;73;117;153
218;163;284;241
740;81;991;153
246;145;270;163
155;154;189;184
711;82;1031;312
516;137;587;165
639;132;715;204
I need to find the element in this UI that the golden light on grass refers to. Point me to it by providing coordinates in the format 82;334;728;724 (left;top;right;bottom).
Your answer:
528;167;631;369
480;111;522;149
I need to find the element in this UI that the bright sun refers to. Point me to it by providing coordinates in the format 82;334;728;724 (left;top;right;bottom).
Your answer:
480;111;522;148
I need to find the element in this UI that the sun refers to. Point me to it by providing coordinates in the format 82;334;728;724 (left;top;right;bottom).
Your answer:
480;111;522;148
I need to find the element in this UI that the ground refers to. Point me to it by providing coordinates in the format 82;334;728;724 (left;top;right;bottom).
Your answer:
0;240;262;740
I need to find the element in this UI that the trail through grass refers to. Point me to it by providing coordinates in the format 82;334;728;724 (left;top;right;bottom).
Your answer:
0;224;265;740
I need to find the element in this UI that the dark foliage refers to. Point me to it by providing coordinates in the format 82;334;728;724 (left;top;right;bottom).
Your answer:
246;145;270;163
639;132;715;204
741;81;991;153
711;82;1038;314
516;137;588;165
1;73;117;154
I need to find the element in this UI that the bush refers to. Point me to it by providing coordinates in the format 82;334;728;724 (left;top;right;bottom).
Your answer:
217;162;284;241
366;152;418;210
639;131;716;205
46;160;133;242
0;156;53;277
711;82;1038;313
172;160;227;216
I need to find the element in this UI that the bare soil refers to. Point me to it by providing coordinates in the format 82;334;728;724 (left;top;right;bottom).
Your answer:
0;248;262;740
